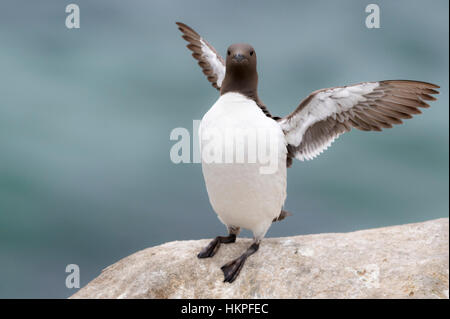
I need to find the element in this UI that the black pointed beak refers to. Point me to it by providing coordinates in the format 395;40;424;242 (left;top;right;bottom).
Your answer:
232;53;245;62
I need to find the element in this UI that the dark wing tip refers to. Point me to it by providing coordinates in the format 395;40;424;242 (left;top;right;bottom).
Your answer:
380;80;440;90
175;21;188;29
175;22;200;37
379;80;440;102
175;22;223;92
417;81;440;89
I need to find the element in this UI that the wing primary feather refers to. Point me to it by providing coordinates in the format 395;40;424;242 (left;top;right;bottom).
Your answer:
176;22;226;90
281;80;439;164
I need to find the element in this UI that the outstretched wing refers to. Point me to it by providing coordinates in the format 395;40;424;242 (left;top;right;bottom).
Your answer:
279;80;439;164
176;22;226;90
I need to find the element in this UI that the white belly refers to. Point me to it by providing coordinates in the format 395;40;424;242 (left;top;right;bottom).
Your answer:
199;92;287;239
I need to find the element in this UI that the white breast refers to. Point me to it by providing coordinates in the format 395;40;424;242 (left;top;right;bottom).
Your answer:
199;92;287;239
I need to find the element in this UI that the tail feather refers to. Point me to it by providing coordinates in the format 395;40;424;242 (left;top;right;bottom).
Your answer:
272;210;292;222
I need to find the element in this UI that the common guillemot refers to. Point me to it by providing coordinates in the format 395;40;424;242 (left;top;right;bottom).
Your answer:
176;22;439;283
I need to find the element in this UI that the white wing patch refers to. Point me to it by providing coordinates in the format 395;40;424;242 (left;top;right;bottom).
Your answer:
176;22;226;90
295;133;339;161
200;38;226;87
280;82;379;148
280;80;439;163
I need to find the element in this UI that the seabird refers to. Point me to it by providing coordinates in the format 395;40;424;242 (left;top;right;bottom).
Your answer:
176;22;439;283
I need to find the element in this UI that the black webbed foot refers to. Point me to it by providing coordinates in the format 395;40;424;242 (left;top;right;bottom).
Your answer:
197;237;220;258
221;242;259;283
221;255;247;283
197;234;237;258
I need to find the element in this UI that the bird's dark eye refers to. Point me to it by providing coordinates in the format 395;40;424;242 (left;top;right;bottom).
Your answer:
227;50;231;56
250;51;254;56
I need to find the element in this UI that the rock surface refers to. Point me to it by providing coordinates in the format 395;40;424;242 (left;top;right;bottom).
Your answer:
71;218;449;299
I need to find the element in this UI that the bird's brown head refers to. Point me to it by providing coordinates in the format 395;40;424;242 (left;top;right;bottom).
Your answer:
226;43;257;71
221;43;258;97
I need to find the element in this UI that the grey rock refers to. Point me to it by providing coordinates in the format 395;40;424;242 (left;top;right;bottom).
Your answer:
71;218;449;299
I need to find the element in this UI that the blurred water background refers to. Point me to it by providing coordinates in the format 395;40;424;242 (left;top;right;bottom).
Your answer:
0;0;448;298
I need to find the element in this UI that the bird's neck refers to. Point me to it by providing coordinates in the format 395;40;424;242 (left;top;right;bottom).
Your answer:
220;71;259;101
